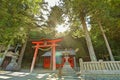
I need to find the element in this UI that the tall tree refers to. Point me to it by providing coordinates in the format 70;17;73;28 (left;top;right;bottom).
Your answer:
61;0;97;61
0;0;42;69
90;0;115;61
34;4;64;37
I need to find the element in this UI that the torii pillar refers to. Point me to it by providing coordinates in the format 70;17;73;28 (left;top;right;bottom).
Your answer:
30;38;62;73
30;43;39;73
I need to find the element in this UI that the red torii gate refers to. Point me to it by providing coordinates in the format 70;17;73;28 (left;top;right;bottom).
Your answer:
30;38;62;72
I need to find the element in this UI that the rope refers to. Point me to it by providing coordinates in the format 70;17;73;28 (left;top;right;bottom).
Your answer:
39;47;51;51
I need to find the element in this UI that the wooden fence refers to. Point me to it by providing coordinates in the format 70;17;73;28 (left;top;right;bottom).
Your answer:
79;58;120;74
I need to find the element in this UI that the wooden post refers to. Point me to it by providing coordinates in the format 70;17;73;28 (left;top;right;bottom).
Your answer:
52;43;56;70
79;58;83;74
30;44;39;73
73;57;76;69
99;60;104;70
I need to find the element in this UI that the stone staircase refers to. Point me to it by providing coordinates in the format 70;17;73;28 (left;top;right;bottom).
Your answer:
62;60;76;76
61;56;80;80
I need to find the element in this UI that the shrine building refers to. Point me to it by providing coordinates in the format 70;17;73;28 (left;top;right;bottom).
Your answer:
42;50;76;69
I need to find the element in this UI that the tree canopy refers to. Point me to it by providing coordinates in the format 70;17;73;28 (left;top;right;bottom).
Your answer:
0;0;120;61
59;0;120;60
0;0;42;45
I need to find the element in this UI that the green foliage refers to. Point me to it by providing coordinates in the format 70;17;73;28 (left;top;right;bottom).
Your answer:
60;34;88;58
72;29;85;38
0;0;41;27
0;0;42;45
90;26;108;56
69;18;85;38
90;0;120;59
46;6;64;28
29;27;55;40
0;53;3;58
60;0;120;60
0;27;27;45
61;0;96;38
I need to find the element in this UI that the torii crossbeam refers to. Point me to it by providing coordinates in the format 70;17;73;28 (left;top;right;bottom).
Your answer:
30;38;62;72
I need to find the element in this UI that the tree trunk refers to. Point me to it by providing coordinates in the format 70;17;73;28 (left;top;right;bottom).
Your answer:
98;21;114;61
3;44;11;58
0;45;2;52
80;16;97;61
17;39;27;70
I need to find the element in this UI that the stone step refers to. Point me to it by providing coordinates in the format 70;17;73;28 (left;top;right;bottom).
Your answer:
62;61;76;76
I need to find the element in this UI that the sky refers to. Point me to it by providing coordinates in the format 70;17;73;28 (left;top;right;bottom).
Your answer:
44;0;60;7
44;0;69;33
56;24;69;33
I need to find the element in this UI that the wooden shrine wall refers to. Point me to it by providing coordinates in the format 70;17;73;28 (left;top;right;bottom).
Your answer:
43;56;74;68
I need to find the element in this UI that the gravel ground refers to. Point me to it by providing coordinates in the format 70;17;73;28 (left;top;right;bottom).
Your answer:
0;70;80;80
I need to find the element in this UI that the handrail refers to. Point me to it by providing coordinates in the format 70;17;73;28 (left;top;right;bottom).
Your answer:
79;58;120;74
